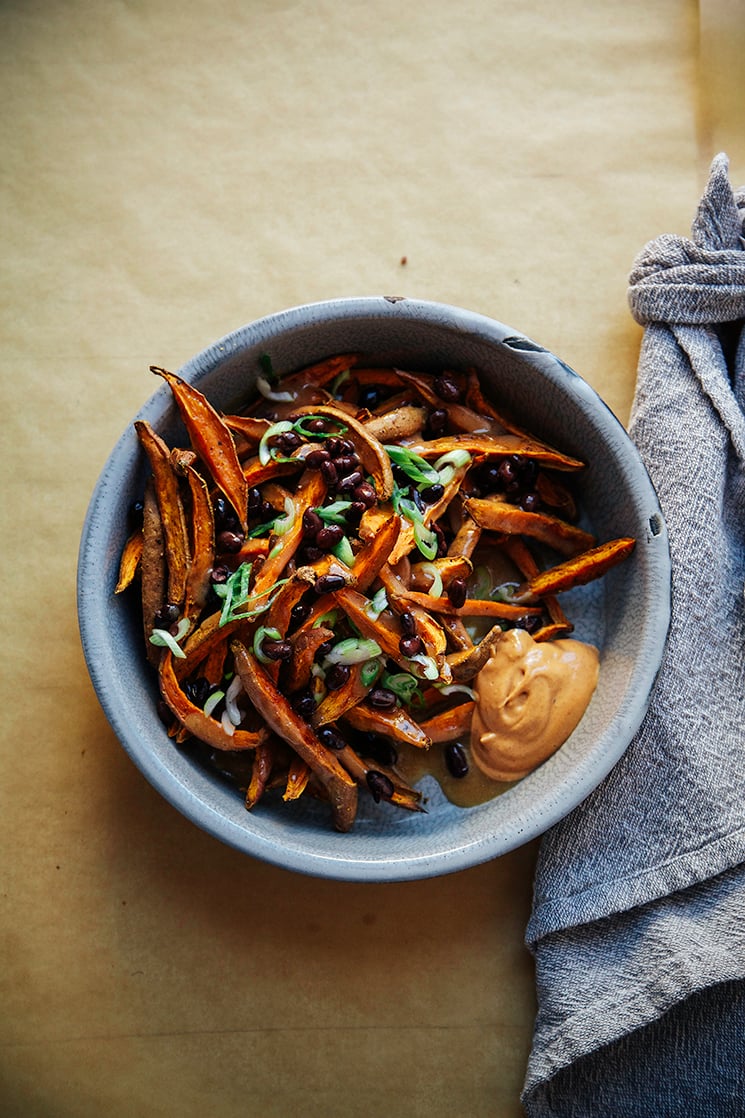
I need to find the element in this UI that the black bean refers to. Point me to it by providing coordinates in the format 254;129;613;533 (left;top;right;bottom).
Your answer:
290;601;311;627
247;487;263;511
128;499;144;529
337;470;364;493
184;677;212;707
358;386;380;409
302;545;324;563
497;457;521;491
314;573;346;595
302;508;323;538
366;770;395;803
210;565;231;584
316;524;344;551
320;460;339;487
444;742;469;779
315;639;334;660
261;638;293;661
304;447;331;469
434;375;461;402
217;530;244;553
400;611;416;636
291;691;316;720
520;492;541;513
399;635;423;657
447;577;468;609
261;501;275;518
433;521;448;557
476;464;501;493
275;431;302;454
368;687;397;710
153;602;180;628
353;481;377;508
324;663;351;691
325;436;344;458
427;408;448;436
318;726;346;752
306;418;328;434
348;501;366;521
515;615;542;635
333;454;359;476
420;482;445;504
337;439;356;457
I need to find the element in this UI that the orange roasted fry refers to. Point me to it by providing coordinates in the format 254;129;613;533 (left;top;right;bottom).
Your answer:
183;463;215;624
290;403;394;500
140;479;166;665
232;639;358;832
419;701;475;743
159;651;265;751
311;660;383;728
464;497;595;557
407;432;585;472
152;367;249;532
518;537;637;599
283;756;312;802
342;703;432;750
284;626;334;693
251;469;327;597
337;745;425;813
245;738;274;810
350;513;401;592
115;529;143;593
135;420;190;606
446;624;509;682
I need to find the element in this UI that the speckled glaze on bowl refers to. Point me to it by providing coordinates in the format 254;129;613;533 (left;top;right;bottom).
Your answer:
77;298;671;882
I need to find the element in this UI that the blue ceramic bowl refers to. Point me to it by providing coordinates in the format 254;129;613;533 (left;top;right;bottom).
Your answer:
77;297;670;881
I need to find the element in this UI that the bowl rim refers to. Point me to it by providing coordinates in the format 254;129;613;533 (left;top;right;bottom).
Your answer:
77;296;672;881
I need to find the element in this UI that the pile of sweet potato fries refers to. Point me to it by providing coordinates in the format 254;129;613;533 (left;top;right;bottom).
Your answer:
116;354;635;831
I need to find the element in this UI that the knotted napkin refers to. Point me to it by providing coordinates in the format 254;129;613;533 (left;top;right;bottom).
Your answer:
522;153;745;1117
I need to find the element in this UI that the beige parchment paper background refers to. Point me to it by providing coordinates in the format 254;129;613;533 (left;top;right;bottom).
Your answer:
1;1;742;1114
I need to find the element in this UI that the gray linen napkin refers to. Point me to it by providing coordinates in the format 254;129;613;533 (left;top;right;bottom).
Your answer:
522;153;745;1116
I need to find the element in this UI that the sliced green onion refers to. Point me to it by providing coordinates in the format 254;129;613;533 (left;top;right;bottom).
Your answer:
325;637;383;665
292;415;348;439
382;671;421;703
435;683;477;700
259;353;277;384
217;562;254;626
220;711;236;737
360;658;383;687
419;562;443;599
313;608;339;629
149;627;187;658
253;625;282;665
273;496;296;537
247;517;278;538
364;586;388;620
258;420;294;465
471;565;492;600
433;449;472;472
256;375;295;403
224;675;244;725
438;464;455;487
493;581;520;603
332;535;355;567
316;500;353;524
203;689;224;717
397;497;425;525
409;653;440;680
384;445;439;485
331;368;351;396
413;521;438;560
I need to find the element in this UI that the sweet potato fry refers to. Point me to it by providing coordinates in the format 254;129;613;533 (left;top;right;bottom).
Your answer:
407;433;585;472
419;701;475;743
245;738;274;810
159;651;266;751
337;745;425;813
446;624;508;682
341;704;432;750
115;529;143;593
517;537;637;599
312;660;382;727
363;405;427;442
141;479;166;665
152;367;248;532
135;420;190;607
464;497;595;557
232;639;358;832
290;403;394;500
183;463;215;624
251;468;327;597
283;756;312;802
284;626;334;694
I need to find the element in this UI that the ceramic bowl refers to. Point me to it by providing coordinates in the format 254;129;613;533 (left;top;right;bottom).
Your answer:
77;297;670;881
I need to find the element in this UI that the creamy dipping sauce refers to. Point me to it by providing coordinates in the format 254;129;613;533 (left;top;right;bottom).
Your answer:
470;628;599;782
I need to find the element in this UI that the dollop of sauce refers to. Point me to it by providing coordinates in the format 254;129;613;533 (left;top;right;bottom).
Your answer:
471;628;599;782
